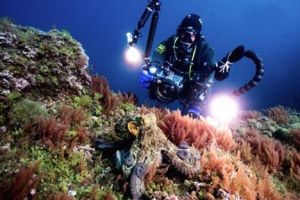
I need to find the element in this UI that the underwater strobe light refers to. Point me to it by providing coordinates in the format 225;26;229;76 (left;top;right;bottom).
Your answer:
209;94;239;123
124;32;143;66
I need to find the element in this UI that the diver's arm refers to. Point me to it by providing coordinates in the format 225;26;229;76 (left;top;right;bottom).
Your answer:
194;42;218;82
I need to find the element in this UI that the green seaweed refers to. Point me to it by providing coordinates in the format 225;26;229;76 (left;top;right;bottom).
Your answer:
29;146;91;196
0;17;14;32
72;95;93;109
7;91;22;102
39;65;50;74
286;178;300;194
36;74;45;84
9;98;48;127
0;102;6;123
121;102;136;112
50;76;59;86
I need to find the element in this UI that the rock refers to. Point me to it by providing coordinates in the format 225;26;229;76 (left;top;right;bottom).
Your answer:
68;190;77;197
0;32;17;46
0;21;91;102
272;128;292;143
290;122;300;130
0;143;10;152
0;126;7;134
15;78;30;91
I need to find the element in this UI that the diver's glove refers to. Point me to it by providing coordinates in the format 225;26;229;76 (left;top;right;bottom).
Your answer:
217;45;245;73
187;104;203;119
139;69;156;88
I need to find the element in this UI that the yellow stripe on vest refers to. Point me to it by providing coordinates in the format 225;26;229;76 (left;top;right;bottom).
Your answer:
156;44;166;54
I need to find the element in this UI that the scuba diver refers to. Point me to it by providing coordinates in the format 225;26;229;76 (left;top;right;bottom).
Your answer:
125;0;263;119
139;14;245;118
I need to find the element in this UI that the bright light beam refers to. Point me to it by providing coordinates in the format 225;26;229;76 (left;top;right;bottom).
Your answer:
124;46;143;66
209;94;239;123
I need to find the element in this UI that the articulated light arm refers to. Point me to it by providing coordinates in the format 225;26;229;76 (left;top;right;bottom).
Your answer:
125;0;161;66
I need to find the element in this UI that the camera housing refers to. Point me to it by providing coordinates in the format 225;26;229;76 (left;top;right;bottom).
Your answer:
148;65;185;103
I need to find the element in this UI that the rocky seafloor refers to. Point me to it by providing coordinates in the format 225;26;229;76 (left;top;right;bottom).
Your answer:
0;19;299;200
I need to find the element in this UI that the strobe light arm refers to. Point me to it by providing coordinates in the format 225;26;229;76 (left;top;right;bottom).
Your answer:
127;0;161;66
144;9;159;66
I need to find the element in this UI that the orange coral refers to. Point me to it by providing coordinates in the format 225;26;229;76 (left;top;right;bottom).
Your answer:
159;110;214;148
290;150;300;182
47;192;75;200
76;127;88;144
71;108;87;124
0;162;40;200
266;106;289;124
158;110;235;151
103;191;114;200
199;149;257;200
239;129;286;172
290;129;300;150
57;105;87;125
25;105;90;152
234;139;254;164
117;92;138;104
200;148;283;200
27;117;68;149
256;170;282;200
145;156;162;185
91;76;117;114
214;127;236;151
239;110;262;120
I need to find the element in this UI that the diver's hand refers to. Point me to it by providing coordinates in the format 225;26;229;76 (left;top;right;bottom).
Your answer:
139;69;155;88
217;45;245;74
218;61;231;73
187;104;203;119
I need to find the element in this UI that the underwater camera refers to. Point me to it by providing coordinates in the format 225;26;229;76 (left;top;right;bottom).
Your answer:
146;65;184;103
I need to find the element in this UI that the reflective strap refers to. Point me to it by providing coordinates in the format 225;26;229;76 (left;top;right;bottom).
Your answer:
188;45;197;80
173;37;179;60
156;44;166;54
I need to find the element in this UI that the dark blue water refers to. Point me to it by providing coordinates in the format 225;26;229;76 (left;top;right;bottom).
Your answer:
1;0;300;111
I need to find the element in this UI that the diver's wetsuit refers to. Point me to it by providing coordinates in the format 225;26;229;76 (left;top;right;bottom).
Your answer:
151;35;229;112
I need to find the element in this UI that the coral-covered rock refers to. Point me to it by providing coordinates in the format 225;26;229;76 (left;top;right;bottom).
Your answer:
0;20;299;200
0;19;91;101
234;111;300;139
